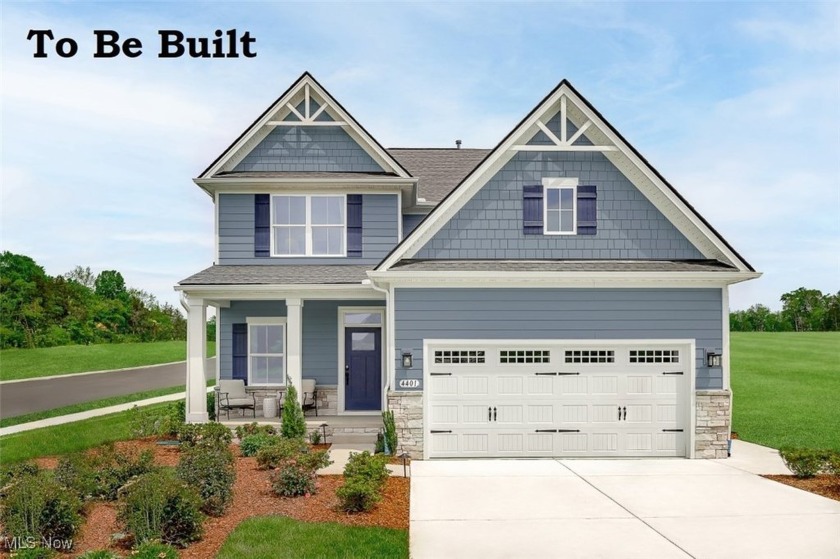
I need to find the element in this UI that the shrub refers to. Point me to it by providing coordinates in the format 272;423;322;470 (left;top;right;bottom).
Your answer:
177;445;236;516
1;472;82;549
824;451;840;476
343;451;390;489
336;477;382;512
133;541;180;559
56;444;155;501
159;400;186;437
239;433;278;457
207;392;216;422
76;551;120;559
0;461;40;489
780;448;824;478
374;432;385;454
268;447;331;497
177;422;232;450
119;470;203;547
308;430;322;445
6;547;57;559
128;405;160;438
281;383;306;440
234;422;276;440
382;410;397;455
255;438;307;470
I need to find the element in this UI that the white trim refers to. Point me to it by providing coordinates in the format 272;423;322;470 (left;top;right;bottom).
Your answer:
422;338;696;460
397;190;404;241
337;307;386;415
377;82;755;273
214;304;221;386
722;286;731;391
176;285;385;300
201;74;411;179
511;145;620;152
270;194;347;258
542;178;578;236
214;191;220;263
245;317;287;387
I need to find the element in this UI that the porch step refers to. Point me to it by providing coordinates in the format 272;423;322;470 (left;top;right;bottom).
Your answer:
331;432;378;445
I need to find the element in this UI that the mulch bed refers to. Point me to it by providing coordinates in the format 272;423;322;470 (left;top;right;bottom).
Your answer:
22;438;409;558
763;474;840;502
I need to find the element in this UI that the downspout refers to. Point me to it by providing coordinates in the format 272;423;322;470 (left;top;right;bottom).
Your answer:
364;278;394;406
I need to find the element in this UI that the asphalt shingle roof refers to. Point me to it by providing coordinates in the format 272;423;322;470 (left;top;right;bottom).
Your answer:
387;148;491;203
389;259;737;273
179;265;371;285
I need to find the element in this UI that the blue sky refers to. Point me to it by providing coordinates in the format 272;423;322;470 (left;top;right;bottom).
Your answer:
2;2;838;311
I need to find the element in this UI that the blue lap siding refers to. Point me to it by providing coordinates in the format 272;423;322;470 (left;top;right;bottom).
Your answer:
394;288;723;390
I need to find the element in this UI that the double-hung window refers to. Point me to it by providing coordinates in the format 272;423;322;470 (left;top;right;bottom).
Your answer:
542;178;577;235
272;195;346;256
247;318;285;385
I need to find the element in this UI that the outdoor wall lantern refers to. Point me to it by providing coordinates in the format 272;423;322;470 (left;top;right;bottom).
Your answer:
706;351;722;368
402;351;413;369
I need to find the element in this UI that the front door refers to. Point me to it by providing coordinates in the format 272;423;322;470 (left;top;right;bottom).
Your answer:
344;328;382;411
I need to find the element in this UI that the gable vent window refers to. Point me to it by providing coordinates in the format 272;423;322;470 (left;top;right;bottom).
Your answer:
564;350;615;364
523;180;597;236
500;350;550;364
434;350;485;364
544;179;577;235
629;350;680;364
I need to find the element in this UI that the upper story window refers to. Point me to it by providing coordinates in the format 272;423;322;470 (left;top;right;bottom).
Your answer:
543;178;577;235
272;195;346;256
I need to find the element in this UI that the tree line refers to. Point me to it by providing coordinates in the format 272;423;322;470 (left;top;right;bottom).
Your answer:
0;251;186;348
730;288;840;332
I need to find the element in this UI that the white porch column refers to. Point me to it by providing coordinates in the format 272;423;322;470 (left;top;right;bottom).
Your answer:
286;298;304;405
186;297;208;423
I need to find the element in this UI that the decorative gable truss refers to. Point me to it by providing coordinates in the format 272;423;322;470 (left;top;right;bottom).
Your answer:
198;72;412;181
376;80;757;275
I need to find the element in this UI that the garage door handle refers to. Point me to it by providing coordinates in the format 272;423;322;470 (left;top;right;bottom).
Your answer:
488;407;492;421
663;371;684;375
493;407;497;421
431;430;452;434
557;429;580;433
535;372;558;376
622;406;627;421
430;372;452;376
535;429;558;433
662;429;684;432
618;406;622;420
556;372;580;376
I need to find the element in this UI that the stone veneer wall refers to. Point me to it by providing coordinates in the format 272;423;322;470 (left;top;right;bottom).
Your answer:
695;389;731;459
388;391;423;459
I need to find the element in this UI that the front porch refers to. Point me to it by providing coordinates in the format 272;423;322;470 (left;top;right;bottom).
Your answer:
221;413;384;440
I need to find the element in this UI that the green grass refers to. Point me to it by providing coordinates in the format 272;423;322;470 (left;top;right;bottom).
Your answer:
731;332;840;451
0;340;215;381
0;380;214;428
216;516;408;559
0;402;171;464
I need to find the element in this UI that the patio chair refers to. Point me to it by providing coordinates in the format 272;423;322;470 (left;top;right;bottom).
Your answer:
218;379;256;420
301;379;318;417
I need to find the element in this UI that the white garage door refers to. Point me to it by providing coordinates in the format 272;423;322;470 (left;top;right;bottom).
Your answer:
426;342;692;459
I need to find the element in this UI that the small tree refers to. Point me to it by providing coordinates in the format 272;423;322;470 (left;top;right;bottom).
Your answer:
281;382;306;440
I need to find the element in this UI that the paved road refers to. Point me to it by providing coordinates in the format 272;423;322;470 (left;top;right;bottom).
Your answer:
0;358;215;418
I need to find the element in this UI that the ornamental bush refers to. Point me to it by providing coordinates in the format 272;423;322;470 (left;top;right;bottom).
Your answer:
76;551;120;559
269;447;331;497
1;471;82;550
281;383;307;440
234;422;276;440
239;433;278;457
177;444;236;516
382;410;397;455
336;477;382;513
177;422;232;450
343;451;390;489
780;448;825;478
118;470;203;547
133;541;180;559
55;444;155;501
255;437;307;470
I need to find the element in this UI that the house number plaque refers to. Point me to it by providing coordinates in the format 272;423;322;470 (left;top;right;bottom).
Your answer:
398;379;421;389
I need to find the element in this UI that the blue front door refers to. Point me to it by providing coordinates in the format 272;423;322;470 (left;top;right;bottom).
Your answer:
344;328;382;411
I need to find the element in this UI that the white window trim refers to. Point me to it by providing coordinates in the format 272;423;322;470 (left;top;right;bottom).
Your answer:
542;177;578;236
270;194;347;257
246;317;287;386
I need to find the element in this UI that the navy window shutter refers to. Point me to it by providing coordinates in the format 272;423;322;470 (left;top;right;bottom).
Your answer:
347;195;363;257
577;185;597;235
254;194;270;257
232;323;248;384
522;185;544;235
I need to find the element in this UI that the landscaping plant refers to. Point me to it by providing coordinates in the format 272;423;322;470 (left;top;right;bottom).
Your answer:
76;551;120;559
177;422;232;450
255;437;307;470
281;383;307;439
269;447;331;497
177;444;236;516
780;448;827;478
382;410;397;455
234;422;276;439
55;444;155;501
239;433;278;457
118;469;203;547
0;470;82;550
308;429;322;445
133;541;181;559
4;547;57;559
336;451;391;513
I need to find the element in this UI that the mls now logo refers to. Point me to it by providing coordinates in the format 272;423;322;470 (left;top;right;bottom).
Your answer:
3;536;73;551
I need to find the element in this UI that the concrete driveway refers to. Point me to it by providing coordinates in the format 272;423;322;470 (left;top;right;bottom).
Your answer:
411;459;840;559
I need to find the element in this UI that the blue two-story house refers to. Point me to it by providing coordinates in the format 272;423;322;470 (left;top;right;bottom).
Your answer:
177;73;759;459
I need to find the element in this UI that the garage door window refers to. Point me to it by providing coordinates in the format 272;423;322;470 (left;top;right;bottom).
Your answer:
629;349;679;363
500;350;550;364
434;350;485;364
564;350;614;364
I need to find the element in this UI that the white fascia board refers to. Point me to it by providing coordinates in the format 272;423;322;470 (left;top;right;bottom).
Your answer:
202;75;411;180
196;178;416;198
175;284;385;301
367;270;761;288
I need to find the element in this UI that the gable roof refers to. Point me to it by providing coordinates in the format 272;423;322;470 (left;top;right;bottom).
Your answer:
388;148;491;204
198;72;412;180
376;79;755;273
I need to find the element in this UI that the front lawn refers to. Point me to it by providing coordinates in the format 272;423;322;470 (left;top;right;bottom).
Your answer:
216;516;408;559
731;332;840;451
0;403;169;464
0;340;216;381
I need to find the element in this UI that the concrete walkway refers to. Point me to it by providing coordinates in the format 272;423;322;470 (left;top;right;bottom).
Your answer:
318;443;409;477
411;459;840;559
722;439;793;475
